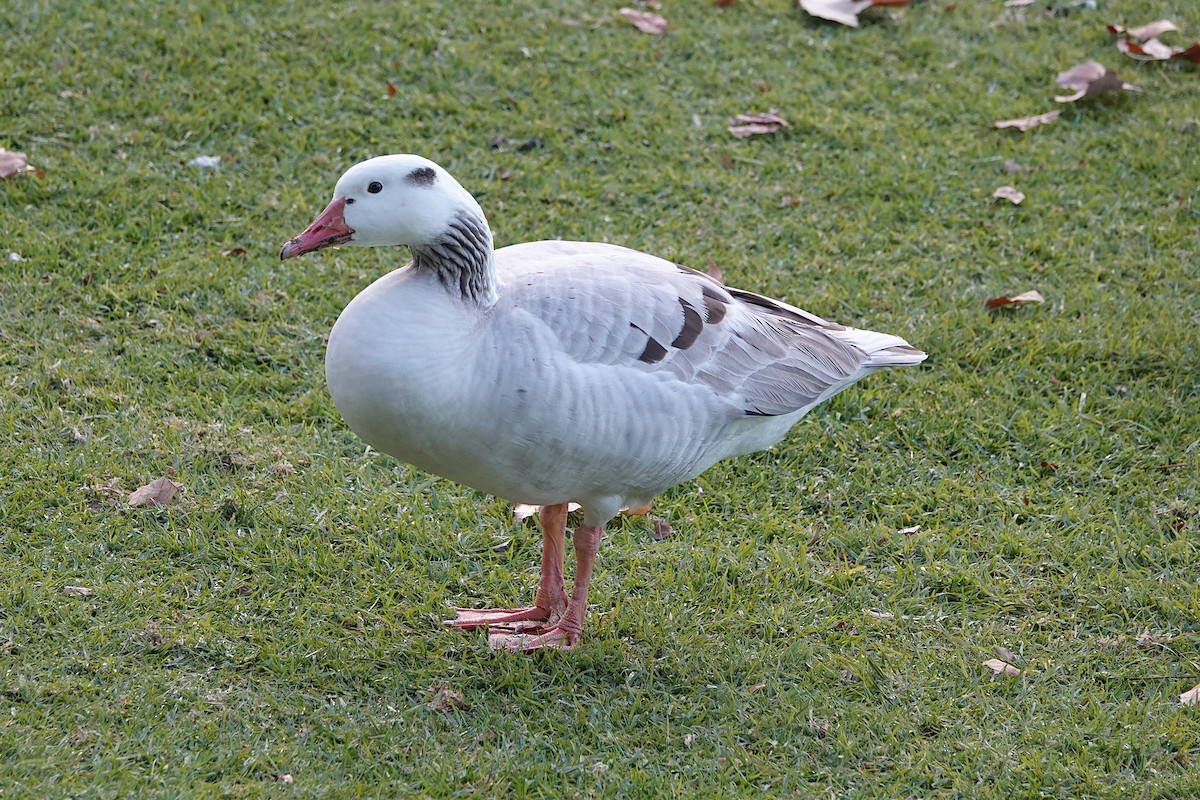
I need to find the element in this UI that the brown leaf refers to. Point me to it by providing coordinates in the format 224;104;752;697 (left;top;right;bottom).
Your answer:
1181;682;1200;706
897;525;922;535
1114;32;1200;63
992;185;1025;205
994;111;1060;131
618;8;668;35
1174;43;1200;63
650;516;674;541
705;257;725;285
985;290;1044;309
0;148;37;180
128;477;182;508
982;658;1022;677
1054;60;1140;103
428;683;468;712
716;0;737;7
1108;20;1177;41
63;585;94;598
1116;37;1181;61
728;109;789;138
386;81;397;96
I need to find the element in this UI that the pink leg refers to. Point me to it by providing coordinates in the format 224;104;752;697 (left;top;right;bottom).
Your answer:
445;503;569;631
490;523;604;652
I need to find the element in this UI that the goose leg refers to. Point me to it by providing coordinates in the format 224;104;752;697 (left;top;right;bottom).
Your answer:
445;502;568;631
490;523;604;651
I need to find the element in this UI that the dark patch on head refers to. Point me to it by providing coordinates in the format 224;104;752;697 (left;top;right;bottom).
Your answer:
701;285;728;324
638;337;669;364
406;166;437;186
671;298;704;350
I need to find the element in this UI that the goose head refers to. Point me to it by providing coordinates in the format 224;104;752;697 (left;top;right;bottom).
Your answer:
280;154;487;259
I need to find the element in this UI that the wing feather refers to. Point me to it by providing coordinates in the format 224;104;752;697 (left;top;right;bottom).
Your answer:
495;242;925;418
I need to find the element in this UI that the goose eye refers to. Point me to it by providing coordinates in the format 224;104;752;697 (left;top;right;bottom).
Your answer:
367;181;383;194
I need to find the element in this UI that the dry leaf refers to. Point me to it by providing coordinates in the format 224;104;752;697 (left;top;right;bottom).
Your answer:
1107;20;1177;41
1174;43;1200;63
428;683;467;712
716;0;736;7
798;0;908;28
728;109;789;138
0;149;38;180
1181;682;1200;706
128;476;182;508
1114;34;1200;62
985;290;1045;309
1054;60;1140;103
992;185;1025;205
650;516;674;541
705;256;725;285
618;8;668;35
982;658;1022;677
1116;37;1181;61
994;645;1018;663
63;585;94;598
994;110;1060;131
897;525;922;535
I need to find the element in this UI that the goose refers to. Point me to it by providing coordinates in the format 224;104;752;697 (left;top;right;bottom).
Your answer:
280;154;927;651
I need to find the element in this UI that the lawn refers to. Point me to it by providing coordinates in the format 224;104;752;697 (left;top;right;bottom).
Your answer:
2;0;1198;796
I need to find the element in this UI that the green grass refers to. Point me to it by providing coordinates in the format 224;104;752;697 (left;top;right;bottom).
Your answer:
2;0;1199;796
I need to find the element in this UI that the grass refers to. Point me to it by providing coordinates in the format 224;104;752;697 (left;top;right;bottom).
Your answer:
2;0;1199;796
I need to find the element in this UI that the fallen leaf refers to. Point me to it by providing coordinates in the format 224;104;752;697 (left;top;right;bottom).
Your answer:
0;148;37;180
1112;25;1200;63
1054;60;1140;103
983;658;1022;677
650;516;673;541
63;585;94;598
985;290;1044;309
1182;682;1200;706
1003;159;1027;173
994;645;1018;663
798;0;908;28
994;110;1060;131
1107;20;1177;41
898;525;922;535
728;109;789;138
705;257;725;285
1116;37;1182;61
618;8;668;35
428;683;468;712
386;81;397;96
1003;0;1033;6
128;477;182;508
992;185;1025;205
716;0;736;7
221;247;247;257
1173;43;1200;63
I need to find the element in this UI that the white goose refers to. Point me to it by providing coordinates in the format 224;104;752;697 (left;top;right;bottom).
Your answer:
281;155;926;651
